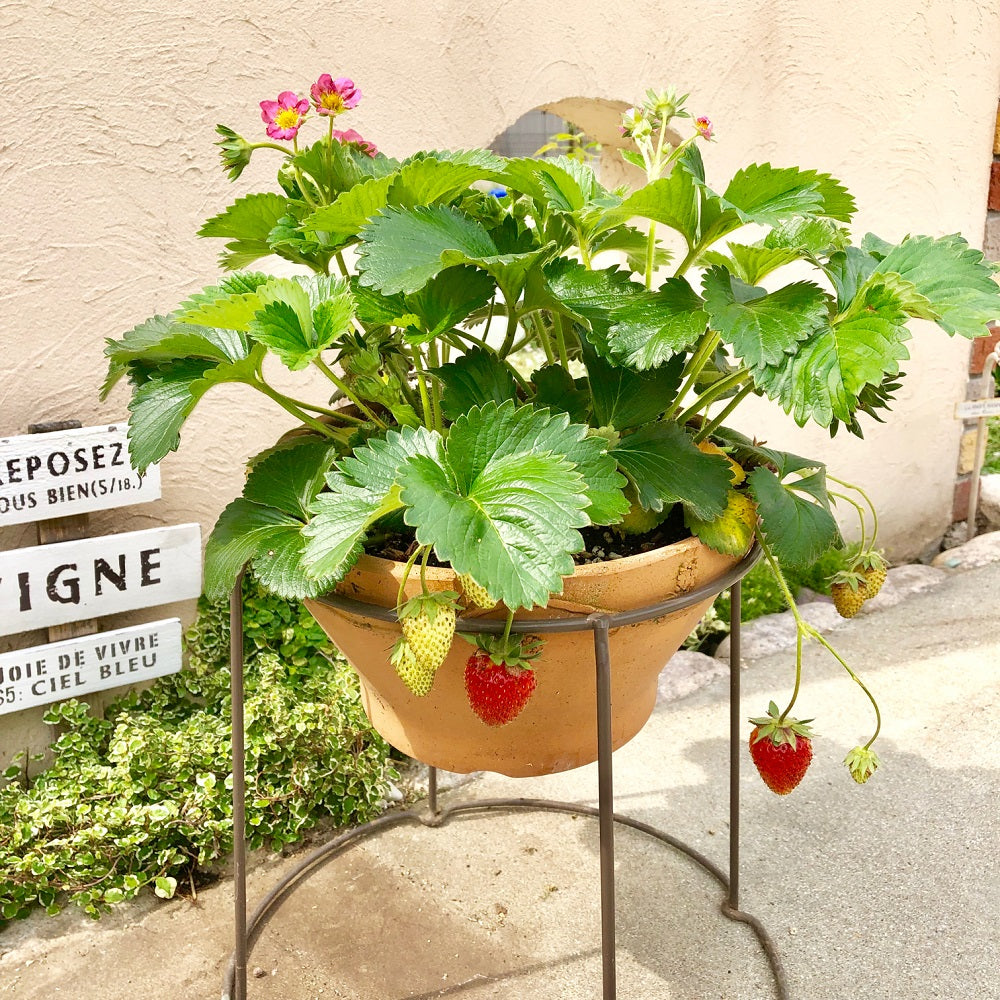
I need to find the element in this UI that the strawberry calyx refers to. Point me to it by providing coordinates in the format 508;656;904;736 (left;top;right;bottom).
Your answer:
852;549;887;575
829;567;866;593
460;631;543;672
843;745;881;784
397;589;460;624
748;700;815;751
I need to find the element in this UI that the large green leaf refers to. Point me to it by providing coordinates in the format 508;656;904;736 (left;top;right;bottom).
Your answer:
611;423;731;517
529;364;591;424
390;151;504;208
356;205;498;294
719;164;824;226
753;280;911;427
702;267;830;371
874;234;1000;337
203;441;342;599
301;174;396;243
198;193;290;270
292;140;400;203
303;427;443;581
401;267;496;341
748;466;839;567
399;406;596;609
432;347;519;420
701;244;802;286
599;170;700;247
580;335;685;429
442;400;627;526
248;276;354;370
126;351;260;471
607;277;707;369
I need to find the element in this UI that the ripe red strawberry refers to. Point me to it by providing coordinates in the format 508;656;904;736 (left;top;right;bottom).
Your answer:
397;590;460;672
463;634;542;727
748;701;815;795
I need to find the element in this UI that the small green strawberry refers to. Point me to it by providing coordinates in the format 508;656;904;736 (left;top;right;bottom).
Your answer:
748;701;815;795
390;637;435;696
458;573;497;610
830;569;868;619
843;745;881;784
397;590;460;672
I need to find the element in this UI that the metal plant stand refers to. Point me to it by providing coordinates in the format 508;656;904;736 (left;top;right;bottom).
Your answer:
223;542;790;1000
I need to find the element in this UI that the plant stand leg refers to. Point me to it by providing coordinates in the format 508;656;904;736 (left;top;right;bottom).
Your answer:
229;569;248;1000
729;579;742;912
593;616;617;1000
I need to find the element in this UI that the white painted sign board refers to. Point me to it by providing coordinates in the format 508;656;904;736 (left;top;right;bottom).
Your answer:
955;398;1000;419
0;619;183;715
0;423;160;526
0;524;202;637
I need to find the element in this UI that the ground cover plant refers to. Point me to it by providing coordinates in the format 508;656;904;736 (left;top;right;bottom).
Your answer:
0;577;395;924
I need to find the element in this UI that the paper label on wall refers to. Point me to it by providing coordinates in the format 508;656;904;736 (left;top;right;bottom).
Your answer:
0;619;183;716
0;423;160;526
0;524;202;637
955;397;1000;419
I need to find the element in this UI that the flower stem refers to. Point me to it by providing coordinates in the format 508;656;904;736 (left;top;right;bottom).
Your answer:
665;331;722;419
396;545;426;610
829;490;868;554
553;314;571;369
829;476;880;549
811;631;882;749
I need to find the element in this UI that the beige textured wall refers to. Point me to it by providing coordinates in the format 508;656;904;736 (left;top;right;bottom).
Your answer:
2;2;999;753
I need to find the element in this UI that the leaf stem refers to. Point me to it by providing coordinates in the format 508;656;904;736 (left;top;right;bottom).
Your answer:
427;341;444;431
501;608;515;645
553;313;571;369
251;380;344;441
693;383;755;443
665;331;722;419
498;306;520;357
410;348;436;430
312;356;386;427
674;369;751;427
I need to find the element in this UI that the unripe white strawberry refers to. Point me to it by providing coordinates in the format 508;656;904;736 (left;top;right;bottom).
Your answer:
397;591;460;672
458;573;497;610
391;637;435;696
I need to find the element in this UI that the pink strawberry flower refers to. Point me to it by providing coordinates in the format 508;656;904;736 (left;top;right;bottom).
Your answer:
332;128;378;158
695;116;714;141
259;91;309;141
311;75;361;116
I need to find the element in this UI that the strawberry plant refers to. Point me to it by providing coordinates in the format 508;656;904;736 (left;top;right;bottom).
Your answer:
102;77;1000;787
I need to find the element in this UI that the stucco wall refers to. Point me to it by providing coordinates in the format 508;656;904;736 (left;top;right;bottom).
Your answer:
2;2;999;754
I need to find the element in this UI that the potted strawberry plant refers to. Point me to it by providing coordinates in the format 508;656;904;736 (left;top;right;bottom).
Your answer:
104;78;1000;783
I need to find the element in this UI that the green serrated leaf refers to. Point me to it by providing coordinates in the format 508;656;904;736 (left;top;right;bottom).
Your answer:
580;335;685;429
600;170;700;247
302;174;396;242
607;277;707;369
706;244;802;285
357;205;498;294
611;423;731;517
720;164;824;226
754;280;911;427
389;151;503;209
748;466;839;567
702;267;830;371
764;217;849;257
198;193;290;270
874;233;1000;337
530;364;591;424
242;440;340;520
401;267;496;341
399;414;591;610
432;347;519;420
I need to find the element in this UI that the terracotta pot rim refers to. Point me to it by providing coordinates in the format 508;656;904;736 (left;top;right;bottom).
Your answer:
348;533;707;582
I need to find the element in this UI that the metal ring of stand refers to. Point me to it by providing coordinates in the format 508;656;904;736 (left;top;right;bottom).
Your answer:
223;541;790;1000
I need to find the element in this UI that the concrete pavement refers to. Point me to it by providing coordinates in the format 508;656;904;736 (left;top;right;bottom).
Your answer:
2;558;999;1000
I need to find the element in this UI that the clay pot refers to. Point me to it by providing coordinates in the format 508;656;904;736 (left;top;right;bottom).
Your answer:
305;536;740;778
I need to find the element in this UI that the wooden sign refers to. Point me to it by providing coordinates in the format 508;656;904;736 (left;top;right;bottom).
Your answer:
0;524;202;637
955;397;1000;420
0;619;183;715
0;423;160;527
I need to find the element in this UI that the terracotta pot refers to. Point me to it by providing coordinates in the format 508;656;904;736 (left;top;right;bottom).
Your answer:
305;536;740;778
